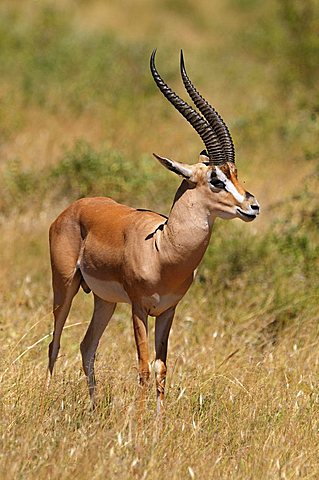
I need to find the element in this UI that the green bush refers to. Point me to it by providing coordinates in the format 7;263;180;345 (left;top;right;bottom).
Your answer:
50;140;150;200
1;140;177;213
1;159;42;213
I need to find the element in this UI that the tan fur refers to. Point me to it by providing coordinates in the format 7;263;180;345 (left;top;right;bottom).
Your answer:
48;159;259;410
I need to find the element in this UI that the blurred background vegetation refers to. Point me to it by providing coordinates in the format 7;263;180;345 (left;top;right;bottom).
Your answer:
0;1;318;478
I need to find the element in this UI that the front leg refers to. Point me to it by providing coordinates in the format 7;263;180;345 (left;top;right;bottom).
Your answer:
155;306;175;414
132;306;150;386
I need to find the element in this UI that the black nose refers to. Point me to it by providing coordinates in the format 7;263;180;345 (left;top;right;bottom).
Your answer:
251;204;259;211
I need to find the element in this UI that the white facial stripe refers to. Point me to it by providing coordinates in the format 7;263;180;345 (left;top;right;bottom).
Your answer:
215;167;245;203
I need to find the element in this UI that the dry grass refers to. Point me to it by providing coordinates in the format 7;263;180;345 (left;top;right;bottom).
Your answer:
1;286;319;479
1;0;319;478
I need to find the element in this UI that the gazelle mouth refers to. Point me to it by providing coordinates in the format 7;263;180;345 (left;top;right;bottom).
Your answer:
236;208;256;221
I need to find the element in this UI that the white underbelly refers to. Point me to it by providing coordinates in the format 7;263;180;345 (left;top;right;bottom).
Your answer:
81;271;182;315
81;272;131;304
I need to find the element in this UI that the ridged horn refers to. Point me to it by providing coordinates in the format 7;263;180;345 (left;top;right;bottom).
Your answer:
180;50;235;163
150;49;227;166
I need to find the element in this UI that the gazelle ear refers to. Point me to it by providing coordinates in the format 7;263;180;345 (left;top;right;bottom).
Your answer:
153;153;193;179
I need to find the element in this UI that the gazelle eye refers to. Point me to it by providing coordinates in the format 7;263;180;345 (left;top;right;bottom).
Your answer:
210;177;225;189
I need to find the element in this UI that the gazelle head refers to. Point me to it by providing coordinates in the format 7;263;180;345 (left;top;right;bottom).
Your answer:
150;50;260;222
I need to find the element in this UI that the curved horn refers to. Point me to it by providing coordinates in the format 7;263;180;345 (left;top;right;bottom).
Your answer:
150;49;227;166
180;50;235;163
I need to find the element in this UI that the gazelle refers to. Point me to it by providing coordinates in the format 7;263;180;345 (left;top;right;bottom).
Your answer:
48;50;260;411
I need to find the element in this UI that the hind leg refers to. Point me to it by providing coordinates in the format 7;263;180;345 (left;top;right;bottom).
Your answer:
48;215;83;380
80;294;116;406
48;269;81;379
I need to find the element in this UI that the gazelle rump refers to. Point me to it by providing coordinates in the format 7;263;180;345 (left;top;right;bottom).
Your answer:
48;51;260;411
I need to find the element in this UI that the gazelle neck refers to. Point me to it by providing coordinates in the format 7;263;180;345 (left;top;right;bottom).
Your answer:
158;180;215;274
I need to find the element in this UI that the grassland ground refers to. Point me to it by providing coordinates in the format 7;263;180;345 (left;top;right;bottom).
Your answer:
0;1;318;478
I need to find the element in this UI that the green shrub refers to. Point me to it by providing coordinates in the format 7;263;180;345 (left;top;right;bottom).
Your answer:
50;140;149;201
1;159;43;213
1;140;176;214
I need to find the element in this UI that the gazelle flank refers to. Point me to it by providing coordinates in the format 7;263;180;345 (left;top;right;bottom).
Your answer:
47;50;260;413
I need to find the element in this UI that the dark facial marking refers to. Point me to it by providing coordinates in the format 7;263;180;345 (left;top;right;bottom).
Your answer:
210;170;225;189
